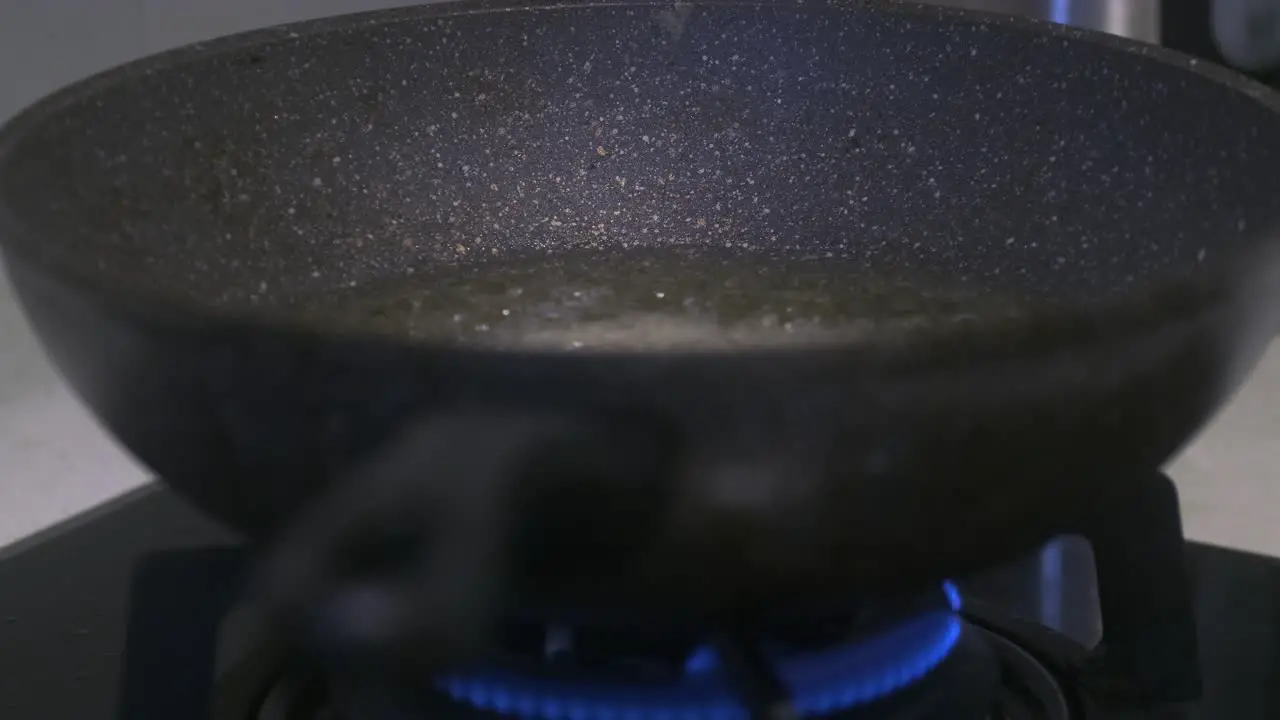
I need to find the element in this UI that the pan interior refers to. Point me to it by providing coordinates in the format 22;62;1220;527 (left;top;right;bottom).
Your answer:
287;244;1030;350
3;2;1280;349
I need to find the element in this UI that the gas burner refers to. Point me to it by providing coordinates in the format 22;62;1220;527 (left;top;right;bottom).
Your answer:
213;474;1200;720
430;582;970;720
64;472;1207;720
236;607;1085;720
229;581;1088;720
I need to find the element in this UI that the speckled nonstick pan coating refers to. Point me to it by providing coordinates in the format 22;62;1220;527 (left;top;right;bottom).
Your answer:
3;0;1280;621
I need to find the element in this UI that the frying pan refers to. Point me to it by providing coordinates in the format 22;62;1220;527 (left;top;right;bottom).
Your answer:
3;0;1280;656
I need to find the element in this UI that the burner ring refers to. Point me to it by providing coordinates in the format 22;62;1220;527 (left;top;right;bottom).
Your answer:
435;582;964;720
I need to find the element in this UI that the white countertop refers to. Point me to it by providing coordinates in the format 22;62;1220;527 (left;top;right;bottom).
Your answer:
1;261;1278;552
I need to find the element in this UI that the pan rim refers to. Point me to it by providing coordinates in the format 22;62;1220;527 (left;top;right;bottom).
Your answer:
1;0;1278;362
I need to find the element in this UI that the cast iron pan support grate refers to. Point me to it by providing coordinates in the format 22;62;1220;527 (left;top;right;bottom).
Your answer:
1070;472;1202;711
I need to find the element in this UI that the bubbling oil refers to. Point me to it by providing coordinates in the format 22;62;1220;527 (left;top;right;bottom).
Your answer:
289;246;1025;350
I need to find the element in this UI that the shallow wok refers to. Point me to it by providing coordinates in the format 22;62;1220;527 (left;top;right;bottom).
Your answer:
2;0;1280;639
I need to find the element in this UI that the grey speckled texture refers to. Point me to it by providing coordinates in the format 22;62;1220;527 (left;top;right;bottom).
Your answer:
2;0;1279;313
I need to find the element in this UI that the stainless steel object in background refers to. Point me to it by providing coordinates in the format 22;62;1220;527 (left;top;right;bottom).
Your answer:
931;0;1161;43
1214;0;1280;70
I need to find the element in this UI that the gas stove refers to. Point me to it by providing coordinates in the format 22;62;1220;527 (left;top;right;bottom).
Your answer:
1;473;1278;719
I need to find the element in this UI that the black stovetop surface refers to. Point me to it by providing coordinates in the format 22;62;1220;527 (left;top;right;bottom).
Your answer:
1;483;1279;719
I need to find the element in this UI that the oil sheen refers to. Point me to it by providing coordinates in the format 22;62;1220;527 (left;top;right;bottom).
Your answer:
290;245;1022;350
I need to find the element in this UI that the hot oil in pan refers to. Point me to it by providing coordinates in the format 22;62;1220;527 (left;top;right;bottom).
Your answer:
296;246;1025;350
